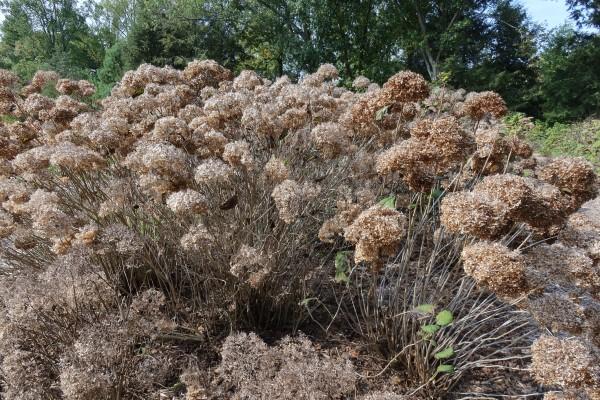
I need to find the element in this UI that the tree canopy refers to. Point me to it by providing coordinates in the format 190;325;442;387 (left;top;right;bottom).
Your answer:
0;0;599;122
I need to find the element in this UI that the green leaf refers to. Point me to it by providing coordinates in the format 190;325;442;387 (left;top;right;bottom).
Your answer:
378;195;396;209
375;105;390;121
434;347;454;359
415;304;435;314
436;310;454;326
436;364;455;373
430;188;444;201
47;165;61;175
299;297;316;307
335;270;349;283
334;251;352;283
421;324;440;334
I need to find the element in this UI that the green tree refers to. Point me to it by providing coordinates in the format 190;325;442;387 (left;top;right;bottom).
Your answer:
119;0;243;70
536;26;600;122
0;0;105;79
390;0;493;82
231;0;403;81
455;0;541;115
566;0;600;27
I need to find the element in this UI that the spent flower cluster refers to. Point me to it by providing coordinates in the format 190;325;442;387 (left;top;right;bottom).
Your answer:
442;152;599;398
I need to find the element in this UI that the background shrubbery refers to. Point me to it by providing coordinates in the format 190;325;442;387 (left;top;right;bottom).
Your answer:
504;112;600;171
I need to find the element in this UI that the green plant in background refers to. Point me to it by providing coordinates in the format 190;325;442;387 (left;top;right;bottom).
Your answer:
538;120;600;171
503;112;535;138
507;113;600;173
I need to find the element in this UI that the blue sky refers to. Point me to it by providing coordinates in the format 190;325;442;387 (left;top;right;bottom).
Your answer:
520;0;573;29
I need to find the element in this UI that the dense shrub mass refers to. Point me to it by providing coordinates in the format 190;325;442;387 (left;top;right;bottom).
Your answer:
448;171;600;397
0;61;597;399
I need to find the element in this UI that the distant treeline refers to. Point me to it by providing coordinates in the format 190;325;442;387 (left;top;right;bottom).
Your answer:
0;0;599;122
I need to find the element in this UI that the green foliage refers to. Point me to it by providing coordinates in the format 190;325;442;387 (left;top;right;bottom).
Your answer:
418;308;455;337
97;41;126;85
120;0;242;71
506;112;600;172
567;0;600;27
40;81;60;98
535;27;600;122
436;364;455;373
421;324;440;335
415;304;436;314
416;306;456;376
378;195;396;209
434;347;454;359
375;106;390;121
0;0;105;81
435;310;454;326
0;114;19;123
449;0;540;116
123;0;197;69
526;118;600;172
334;251;352;283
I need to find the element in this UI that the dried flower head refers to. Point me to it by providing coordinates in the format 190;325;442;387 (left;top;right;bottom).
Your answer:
49;142;106;171
152;116;190;146
0;69;19;87
382;71;430;104
263;156;289;183
183;59;233;90
270;179;321;224
525;243;599;292
0;209;15;238
166;189;208;214
411;116;473;171
473;174;534;220
233;70;262;90
222;140;254;170
316;63;339;81
311;122;352;159
531;335;600;389
538;158;597;212
471;128;510;175
24;70;60;95
194;157;234;185
217;332;356;399
180;223;214;251
464;91;508;120
506;135;533;158
529;291;585;333
23;94;55;118
352;76;371;90
229;245;269;288
461;242;529;298
344;205;407;265
124;142;190;181
440;192;510;240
